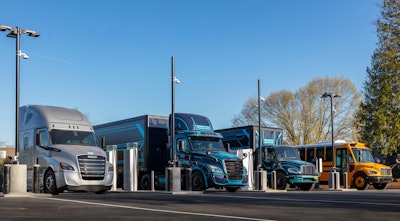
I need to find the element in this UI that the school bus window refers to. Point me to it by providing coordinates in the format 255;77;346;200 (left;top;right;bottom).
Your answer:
316;147;324;160
326;146;333;161
306;149;314;163
298;149;305;161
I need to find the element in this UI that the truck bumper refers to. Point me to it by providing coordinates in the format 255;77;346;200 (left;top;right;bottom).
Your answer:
57;171;114;192
289;175;319;184
367;176;393;184
208;173;246;188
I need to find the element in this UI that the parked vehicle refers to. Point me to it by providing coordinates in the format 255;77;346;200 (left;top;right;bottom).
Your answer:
94;113;247;192
216;126;318;190
18;105;114;194
294;141;393;190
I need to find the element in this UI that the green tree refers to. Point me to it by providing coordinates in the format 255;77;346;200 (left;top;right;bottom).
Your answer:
232;77;360;145
355;0;400;158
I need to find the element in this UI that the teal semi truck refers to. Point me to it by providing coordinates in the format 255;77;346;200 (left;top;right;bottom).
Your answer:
94;113;247;192
216;126;318;191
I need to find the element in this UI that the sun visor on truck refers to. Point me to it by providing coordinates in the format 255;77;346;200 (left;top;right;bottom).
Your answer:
170;113;213;132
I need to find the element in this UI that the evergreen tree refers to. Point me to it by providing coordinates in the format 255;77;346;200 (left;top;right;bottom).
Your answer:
356;0;400;159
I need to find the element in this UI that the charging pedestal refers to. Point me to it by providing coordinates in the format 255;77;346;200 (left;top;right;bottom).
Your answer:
123;143;138;192
254;169;267;191
107;145;118;191
166;167;181;192
3;164;27;195
328;172;340;190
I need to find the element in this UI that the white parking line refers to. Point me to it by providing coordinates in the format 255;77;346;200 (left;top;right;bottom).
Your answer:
31;196;276;221
201;194;400;207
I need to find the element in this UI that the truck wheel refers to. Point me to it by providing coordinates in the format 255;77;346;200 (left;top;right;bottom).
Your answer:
372;183;388;190
392;164;400;179
276;171;289;190
140;174;151;190
353;173;370;190
298;183;316;191
226;187;240;192
44;170;58;195
192;171;205;191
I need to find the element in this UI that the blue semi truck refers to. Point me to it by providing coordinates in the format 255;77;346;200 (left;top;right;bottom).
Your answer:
216;126;319;191
94;113;247;192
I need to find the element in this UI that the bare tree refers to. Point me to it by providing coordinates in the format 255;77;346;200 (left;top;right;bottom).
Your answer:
232;77;360;145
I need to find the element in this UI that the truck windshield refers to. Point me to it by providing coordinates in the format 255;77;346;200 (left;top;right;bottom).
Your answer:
50;129;98;146
190;137;225;151
351;148;375;163
275;146;300;161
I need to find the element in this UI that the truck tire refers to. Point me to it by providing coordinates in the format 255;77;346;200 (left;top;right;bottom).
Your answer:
140;174;151;190
353;172;370;190
192;171;205;191
276;171;289;190
44;170;58;195
392;164;400;179
226;187;240;192
298;183;316;191
372;183;388;190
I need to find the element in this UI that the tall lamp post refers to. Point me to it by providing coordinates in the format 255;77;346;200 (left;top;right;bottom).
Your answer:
255;79;266;190
0;25;39;161
168;55;181;192
171;55;181;167
321;92;340;170
257;79;262;189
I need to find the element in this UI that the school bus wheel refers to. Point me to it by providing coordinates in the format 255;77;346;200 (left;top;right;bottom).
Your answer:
353;172;370;190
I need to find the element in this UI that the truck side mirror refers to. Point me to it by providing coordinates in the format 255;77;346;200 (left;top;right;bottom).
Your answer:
101;137;106;149
178;140;186;152
226;143;231;153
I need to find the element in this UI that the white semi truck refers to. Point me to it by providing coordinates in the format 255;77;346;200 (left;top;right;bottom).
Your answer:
18;105;113;194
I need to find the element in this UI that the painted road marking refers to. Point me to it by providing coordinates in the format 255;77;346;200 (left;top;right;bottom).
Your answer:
31;196;276;221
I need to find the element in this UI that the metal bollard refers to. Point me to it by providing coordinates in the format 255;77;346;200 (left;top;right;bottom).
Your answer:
343;172;348;189
271;171;277;190
3;164;11;194
151;170;155;191
33;164;40;193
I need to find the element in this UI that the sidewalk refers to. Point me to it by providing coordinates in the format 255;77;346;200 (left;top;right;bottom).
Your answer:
318;181;400;190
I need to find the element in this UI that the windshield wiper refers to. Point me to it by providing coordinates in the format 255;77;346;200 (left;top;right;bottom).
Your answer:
38;145;61;152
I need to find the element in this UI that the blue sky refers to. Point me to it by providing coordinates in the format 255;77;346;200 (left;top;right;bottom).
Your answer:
0;0;380;146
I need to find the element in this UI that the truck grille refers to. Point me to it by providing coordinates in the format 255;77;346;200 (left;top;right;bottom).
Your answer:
224;160;243;180
381;168;391;176
78;155;106;180
301;165;315;175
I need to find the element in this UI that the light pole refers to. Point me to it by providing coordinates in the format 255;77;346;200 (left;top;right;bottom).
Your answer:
171;55;181;167
168;55;181;192
321;92;340;170
0;25;39;161
257;80;262;179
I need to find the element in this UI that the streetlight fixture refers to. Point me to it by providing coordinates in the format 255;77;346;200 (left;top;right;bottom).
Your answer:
0;25;40;161
321;92;340;170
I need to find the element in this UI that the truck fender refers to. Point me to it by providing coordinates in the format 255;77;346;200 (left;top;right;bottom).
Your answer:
191;167;209;189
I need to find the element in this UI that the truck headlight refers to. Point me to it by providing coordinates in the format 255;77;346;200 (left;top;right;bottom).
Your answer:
368;170;378;175
208;165;223;173
108;163;114;172
60;162;74;171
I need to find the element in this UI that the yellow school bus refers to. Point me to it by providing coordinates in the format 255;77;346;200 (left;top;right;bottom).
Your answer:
293;141;393;190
